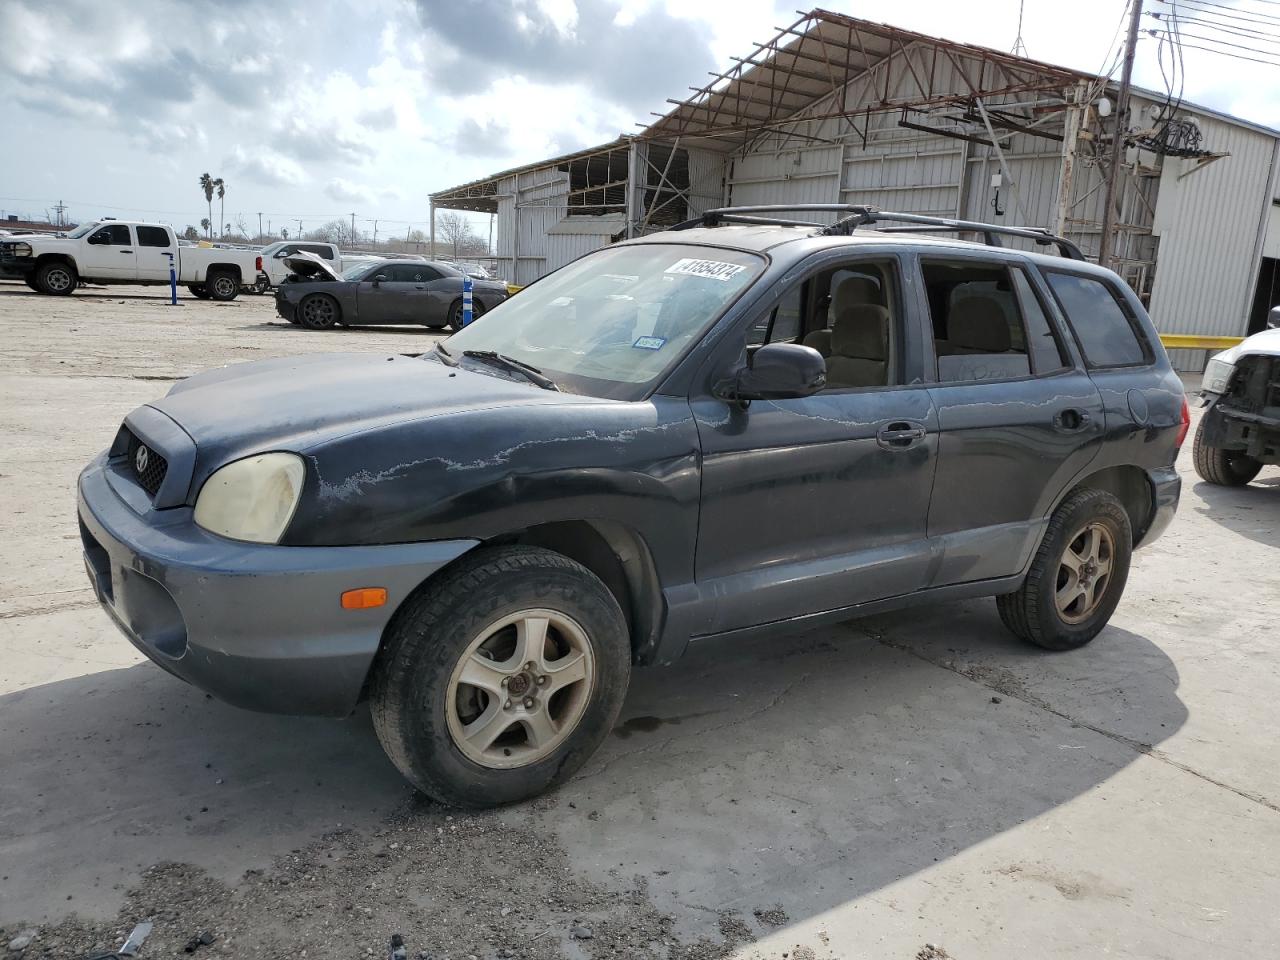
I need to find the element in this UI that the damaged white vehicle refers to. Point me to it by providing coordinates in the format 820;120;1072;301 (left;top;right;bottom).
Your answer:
1193;310;1280;486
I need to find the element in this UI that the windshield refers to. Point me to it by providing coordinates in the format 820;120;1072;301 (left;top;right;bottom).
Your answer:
442;243;764;399
67;222;100;239
342;261;377;280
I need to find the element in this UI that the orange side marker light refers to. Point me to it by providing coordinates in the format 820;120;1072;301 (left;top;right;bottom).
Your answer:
341;587;388;610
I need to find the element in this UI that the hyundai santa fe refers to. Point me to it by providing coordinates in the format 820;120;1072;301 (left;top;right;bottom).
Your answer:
77;205;1186;807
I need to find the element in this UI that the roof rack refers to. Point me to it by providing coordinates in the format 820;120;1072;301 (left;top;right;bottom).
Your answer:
671;204;1085;261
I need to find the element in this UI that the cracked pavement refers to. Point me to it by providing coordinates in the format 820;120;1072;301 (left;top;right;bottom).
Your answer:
2;283;1280;958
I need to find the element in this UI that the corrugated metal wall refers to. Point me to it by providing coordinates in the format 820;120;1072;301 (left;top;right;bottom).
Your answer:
495;166;616;286
1148;116;1277;367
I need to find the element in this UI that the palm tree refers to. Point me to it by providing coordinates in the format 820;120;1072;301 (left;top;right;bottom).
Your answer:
215;178;225;240
199;173;214;238
200;217;210;237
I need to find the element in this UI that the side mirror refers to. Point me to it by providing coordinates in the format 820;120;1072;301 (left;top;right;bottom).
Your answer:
714;342;826;403
87;233;104;245
372;274;388;286
1268;305;1280;330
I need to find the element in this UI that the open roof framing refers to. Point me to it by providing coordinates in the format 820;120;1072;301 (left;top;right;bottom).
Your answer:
640;8;1094;152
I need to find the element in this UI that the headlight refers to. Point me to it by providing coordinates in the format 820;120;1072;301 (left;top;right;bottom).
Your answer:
194;452;305;544
1202;357;1235;395
7;242;32;257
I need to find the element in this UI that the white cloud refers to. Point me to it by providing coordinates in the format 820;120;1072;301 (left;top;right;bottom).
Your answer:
224;146;309;189
324;177;377;204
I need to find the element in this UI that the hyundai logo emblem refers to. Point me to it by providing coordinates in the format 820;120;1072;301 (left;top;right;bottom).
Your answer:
135;445;150;473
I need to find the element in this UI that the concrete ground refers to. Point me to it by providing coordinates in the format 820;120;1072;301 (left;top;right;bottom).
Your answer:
1;281;1278;959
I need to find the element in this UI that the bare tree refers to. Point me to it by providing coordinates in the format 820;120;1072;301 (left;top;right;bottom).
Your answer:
436;212;477;259
182;225;199;241
307;219;361;247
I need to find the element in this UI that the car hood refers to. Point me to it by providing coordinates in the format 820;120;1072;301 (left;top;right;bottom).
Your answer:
1211;327;1280;365
283;251;342;281
148;352;599;487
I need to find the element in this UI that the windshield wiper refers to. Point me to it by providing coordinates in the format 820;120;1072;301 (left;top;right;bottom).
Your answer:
462;350;559;391
433;341;458;366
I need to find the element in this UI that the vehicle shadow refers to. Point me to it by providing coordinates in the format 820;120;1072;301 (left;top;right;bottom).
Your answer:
0;599;1185;938
557;599;1186;928
1191;474;1280;549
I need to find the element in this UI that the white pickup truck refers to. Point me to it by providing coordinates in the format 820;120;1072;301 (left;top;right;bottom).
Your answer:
0;220;263;301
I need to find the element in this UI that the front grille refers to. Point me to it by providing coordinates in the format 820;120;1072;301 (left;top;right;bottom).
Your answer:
126;431;169;497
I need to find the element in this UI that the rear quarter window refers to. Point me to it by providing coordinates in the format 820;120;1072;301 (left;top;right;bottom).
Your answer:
1044;272;1150;367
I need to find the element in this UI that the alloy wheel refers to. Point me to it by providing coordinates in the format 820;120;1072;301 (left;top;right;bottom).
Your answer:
445;609;596;769
1055;521;1114;624
45;268;72;292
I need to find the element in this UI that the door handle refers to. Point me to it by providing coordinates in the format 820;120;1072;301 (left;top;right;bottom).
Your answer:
877;421;927;449
119;249;133;254
1053;408;1092;431
415;285;426;289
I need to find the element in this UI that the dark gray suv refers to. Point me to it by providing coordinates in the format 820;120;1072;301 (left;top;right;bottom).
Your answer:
77;205;1187;807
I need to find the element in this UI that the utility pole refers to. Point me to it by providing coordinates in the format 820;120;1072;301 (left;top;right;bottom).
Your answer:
295;219;303;239
1099;0;1143;269
350;212;356;246
257;212;263;240
372;219;378;246
54;200;67;227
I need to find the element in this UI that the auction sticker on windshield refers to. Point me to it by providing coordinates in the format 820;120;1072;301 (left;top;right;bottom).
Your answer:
633;336;667;350
664;258;747;282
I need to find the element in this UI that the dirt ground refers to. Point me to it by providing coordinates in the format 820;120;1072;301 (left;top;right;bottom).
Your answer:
2;281;1279;959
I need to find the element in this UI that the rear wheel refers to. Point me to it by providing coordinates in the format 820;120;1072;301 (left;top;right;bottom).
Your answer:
1192;417;1261;486
298;293;340;330
370;545;631;808
36;261;77;296
997;488;1132;651
205;271;239;301
188;284;211;300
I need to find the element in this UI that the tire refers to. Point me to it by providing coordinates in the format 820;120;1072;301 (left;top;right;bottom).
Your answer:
442;298;483;331
370;545;631;808
996;488;1132;651
188;284;211;300
23;276;40;292
1192;416;1261;486
205;271;239;301
35;261;77;296
298;293;340;330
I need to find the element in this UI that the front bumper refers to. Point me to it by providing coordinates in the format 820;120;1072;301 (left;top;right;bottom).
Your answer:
1199;391;1280;466
275;294;297;321
78;452;477;716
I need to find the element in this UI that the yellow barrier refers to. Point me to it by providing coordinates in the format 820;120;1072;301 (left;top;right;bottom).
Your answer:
1158;334;1244;351
506;284;523;296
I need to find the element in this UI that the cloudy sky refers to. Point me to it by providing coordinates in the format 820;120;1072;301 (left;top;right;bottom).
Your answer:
1;0;1277;241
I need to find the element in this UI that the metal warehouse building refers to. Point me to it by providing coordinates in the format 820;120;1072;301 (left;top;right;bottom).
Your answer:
431;8;1280;368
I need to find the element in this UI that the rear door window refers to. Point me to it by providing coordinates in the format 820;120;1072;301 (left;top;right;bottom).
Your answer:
1044;272;1150;367
136;226;171;247
922;260;1033;382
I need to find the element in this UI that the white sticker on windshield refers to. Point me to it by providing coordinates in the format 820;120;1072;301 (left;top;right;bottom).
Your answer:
633;336;667;350
664;258;746;282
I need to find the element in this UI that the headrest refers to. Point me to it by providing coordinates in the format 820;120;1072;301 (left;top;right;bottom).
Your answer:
832;276;883;314
949;297;1011;352
831;304;889;360
802;329;832;354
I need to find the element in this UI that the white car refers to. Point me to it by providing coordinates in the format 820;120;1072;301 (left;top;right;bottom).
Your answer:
259;240;343;289
0;220;263;300
1192;310;1280;486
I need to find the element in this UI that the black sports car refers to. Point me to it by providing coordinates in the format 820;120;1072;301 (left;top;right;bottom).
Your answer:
275;254;508;330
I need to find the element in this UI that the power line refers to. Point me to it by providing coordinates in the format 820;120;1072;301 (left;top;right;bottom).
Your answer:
1161;25;1280;54
1151;8;1280;41
1161;0;1280;26
1148;27;1280;64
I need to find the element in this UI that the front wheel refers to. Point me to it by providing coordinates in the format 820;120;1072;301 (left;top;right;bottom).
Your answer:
997;488;1132;651
205;271;239;301
445;298;484;332
36;261;77;296
1192;417;1261;486
298;293;340;329
370;545;631;808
